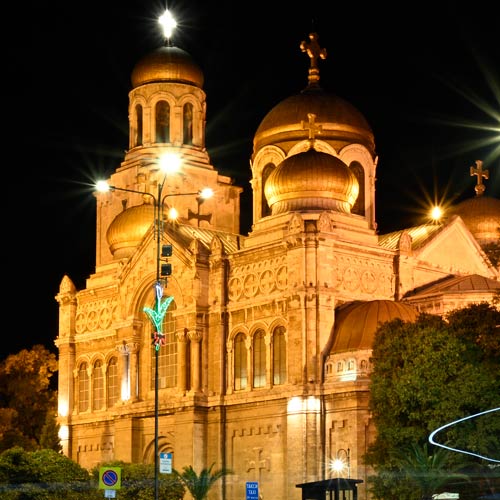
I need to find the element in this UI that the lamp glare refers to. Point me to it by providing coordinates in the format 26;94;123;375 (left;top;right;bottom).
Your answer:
158;153;182;175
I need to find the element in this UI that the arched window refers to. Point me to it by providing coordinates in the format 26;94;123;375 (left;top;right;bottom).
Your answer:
78;362;89;412
253;330;266;388
151;300;177;389
272;326;286;385
93;360;104;410
107;357;119;407
261;164;274;217
155;101;170;143
134;104;143;147
234;333;247;391
350;162;365;216
183;103;193;145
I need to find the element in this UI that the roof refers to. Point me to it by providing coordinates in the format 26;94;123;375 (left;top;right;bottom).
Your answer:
169;223;246;254
378;223;444;250
404;274;500;298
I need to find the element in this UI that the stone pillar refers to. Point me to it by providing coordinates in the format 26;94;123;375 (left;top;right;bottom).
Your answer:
188;328;203;393
176;328;188;393
127;343;139;402
117;343;130;402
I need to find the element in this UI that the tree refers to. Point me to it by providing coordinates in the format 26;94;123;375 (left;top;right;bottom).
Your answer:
39;411;62;452
91;461;184;500
172;463;233;500
366;303;500;500
0;446;99;500
0;346;59;452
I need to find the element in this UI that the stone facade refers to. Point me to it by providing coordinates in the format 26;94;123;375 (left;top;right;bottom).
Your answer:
55;31;499;500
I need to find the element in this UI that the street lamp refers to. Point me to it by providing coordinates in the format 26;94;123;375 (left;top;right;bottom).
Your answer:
96;152;213;500
330;448;350;478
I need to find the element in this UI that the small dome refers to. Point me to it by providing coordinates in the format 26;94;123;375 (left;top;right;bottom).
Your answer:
449;195;500;246
131;45;204;89
330;300;418;353
253;88;375;156
106;204;154;259
264;147;359;214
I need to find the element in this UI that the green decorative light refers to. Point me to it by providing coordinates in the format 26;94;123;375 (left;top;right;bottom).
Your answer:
144;282;174;351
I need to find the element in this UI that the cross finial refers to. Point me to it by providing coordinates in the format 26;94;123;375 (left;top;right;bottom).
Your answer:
300;33;327;86
470;160;489;196
301;113;322;148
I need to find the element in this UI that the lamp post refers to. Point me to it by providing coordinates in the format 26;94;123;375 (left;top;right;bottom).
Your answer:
96;153;213;500
330;448;350;478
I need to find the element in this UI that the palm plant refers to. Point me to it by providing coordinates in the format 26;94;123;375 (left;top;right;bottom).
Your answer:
391;442;469;500
172;463;233;500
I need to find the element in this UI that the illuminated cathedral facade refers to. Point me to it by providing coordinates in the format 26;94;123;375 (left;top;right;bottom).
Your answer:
55;24;499;500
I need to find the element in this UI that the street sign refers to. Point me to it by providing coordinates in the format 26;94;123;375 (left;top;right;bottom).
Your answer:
160;452;172;473
246;481;259;500
98;467;121;490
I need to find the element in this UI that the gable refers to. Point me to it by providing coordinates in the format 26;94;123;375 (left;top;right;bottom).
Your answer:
414;218;497;278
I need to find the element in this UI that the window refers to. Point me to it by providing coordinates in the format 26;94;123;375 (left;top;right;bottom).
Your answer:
155;101;170;143
134;104;143;147
272;326;286;385
107;357;119;407
151;300;177;389
350;162;365;216
78;362;89;412
261;164;274;217
183;103;193;144
253;330;266;388
93;360;104;410
234;333;247;390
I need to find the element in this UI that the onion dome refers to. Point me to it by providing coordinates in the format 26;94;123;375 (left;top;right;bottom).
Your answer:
254;89;375;154
449;195;500;246
252;32;374;160
131;45;204;89
447;161;499;248
264;144;359;214
330;300;418;353
106;204;154;259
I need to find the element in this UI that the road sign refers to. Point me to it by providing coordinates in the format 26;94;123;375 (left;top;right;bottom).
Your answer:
98;467;121;490
160;452;172;473
246;481;259;500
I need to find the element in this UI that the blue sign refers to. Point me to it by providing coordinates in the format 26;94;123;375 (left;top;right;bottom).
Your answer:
246;481;259;500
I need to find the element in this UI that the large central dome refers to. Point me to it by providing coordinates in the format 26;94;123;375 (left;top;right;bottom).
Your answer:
253;87;375;157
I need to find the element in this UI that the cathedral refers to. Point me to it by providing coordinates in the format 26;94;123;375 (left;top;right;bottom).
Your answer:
55;19;499;500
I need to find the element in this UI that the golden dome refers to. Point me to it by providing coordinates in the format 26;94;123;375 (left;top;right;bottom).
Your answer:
330;300;418;353
264;147;359;214
131;45;204;89
253;87;375;155
106;204;154;259
449;195;500;246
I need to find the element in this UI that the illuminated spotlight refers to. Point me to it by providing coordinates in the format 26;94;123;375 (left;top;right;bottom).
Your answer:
430;205;443;222
429;407;500;463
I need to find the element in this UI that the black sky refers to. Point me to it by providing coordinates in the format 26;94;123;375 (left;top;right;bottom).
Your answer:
6;0;499;358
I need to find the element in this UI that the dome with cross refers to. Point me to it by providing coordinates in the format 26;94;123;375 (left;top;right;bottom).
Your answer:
448;161;500;250
252;33;375;159
264;143;359;214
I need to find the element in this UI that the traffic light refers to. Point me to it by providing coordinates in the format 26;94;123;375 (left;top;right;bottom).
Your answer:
161;263;172;276
161;244;173;277
161;244;172;257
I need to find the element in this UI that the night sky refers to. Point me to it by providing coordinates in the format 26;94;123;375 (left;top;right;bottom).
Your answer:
6;0;499;358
